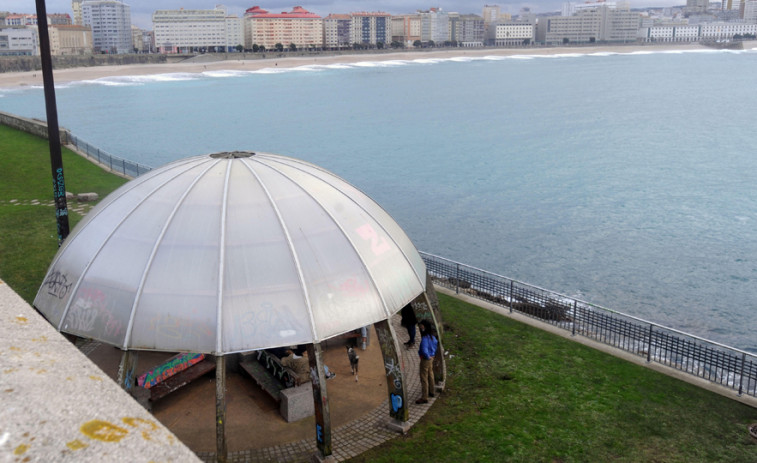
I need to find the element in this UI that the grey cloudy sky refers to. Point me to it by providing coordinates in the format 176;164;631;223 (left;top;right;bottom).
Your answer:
15;0;683;29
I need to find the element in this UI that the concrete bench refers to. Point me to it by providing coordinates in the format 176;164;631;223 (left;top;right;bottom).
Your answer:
239;350;314;421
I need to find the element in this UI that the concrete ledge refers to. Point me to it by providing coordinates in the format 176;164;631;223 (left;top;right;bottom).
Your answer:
0;279;200;462
385;418;411;434
280;383;315;422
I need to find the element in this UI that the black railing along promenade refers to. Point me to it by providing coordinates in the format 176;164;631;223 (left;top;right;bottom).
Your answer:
69;133;152;178
421;251;757;398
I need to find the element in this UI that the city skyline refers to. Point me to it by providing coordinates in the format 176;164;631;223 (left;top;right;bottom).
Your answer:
10;0;686;30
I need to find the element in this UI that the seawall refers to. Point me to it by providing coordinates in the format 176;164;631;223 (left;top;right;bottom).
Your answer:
0;110;68;144
0;54;167;73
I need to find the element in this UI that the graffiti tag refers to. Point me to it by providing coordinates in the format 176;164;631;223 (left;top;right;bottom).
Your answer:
42;270;72;299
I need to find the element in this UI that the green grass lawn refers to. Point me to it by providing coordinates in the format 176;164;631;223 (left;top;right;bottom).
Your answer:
2;125;757;463
0;125;127;302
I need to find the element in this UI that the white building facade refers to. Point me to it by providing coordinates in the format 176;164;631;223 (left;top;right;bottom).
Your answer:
419;8;449;43
81;0;132;54
323;14;351;49
0;27;38;55
491;22;535;45
153;7;233;53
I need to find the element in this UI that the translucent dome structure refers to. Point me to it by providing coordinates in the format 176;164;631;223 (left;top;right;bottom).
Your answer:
33;152;427;355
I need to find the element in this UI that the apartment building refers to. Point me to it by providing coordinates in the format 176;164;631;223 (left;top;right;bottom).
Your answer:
448;13;485;46
81;0;132;54
419;7;449;43
323;14;351;49
153;6;234;53
391;14;421;46
243;6;323;50
541;4;640;44
351;12;391;46
72;0;83;25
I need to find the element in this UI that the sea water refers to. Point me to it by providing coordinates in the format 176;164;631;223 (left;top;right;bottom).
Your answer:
2;48;757;351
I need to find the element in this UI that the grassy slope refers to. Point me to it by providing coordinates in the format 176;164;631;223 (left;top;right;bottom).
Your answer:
353;293;757;462
0;125;127;302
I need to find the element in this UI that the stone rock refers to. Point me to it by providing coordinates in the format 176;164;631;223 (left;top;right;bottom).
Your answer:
77;192;99;202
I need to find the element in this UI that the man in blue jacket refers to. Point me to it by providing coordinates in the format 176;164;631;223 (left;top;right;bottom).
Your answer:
416;319;438;404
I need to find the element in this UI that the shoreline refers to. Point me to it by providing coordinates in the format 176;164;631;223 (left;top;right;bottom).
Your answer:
0;43;716;90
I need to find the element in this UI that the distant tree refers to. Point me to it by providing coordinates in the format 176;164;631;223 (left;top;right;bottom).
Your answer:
413;39;422;48
746;33;756;39
259;45;266;52
589;37;596;43
450;40;458;47
275;42;284;51
734;34;744;40
376;41;384;49
289;43;297;51
522;38;531;45
428;40;435;47
443;40;452;47
235;44;243;52
391;40;403;49
562;37;570;44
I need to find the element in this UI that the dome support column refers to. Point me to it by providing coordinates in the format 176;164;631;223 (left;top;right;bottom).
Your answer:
307;343;333;460
374;319;410;433
412;292;446;391
117;350;139;391
215;355;228;463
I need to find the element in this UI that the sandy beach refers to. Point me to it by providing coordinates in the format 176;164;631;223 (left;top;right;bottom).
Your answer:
0;43;711;90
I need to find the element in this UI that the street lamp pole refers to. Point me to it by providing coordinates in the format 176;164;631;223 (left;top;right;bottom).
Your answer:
34;0;70;246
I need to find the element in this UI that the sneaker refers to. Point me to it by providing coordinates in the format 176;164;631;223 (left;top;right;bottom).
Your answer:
326;372;336;380
415;398;428;404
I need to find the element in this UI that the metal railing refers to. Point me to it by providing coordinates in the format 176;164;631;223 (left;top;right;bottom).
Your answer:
420;251;757;398
68;133;152;178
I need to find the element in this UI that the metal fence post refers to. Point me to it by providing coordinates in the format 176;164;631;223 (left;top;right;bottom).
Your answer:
571;300;577;336
646;324;653;363
122;159;126;175
508;280;513;313
738;352;746;396
455;263;460;294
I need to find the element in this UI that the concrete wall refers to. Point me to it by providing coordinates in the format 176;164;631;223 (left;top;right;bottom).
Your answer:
0;279;201;462
0;54;167;73
0;110;69;144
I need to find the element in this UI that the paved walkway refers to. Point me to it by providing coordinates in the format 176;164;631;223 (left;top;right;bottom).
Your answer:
189;314;439;463
0;198;95;215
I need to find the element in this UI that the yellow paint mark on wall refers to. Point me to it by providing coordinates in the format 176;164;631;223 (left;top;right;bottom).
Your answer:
80;420;129;443
14;443;29;455
3;368;18;374
32;336;47;342
88;375;103;381
15;316;28;324
122;417;158;441
66;439;88;450
9;346;21;351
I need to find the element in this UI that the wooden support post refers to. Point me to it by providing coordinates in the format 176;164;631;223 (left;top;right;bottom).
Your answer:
306;343;332;459
215;356;227;463
373;319;410;432
117;350;138;391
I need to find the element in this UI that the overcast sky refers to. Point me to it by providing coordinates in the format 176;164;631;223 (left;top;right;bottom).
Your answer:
14;0;683;29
